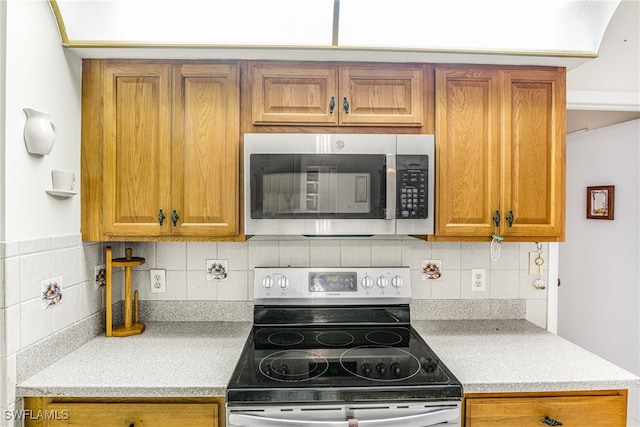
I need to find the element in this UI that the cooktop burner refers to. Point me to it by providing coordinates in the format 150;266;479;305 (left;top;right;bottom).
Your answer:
226;267;463;405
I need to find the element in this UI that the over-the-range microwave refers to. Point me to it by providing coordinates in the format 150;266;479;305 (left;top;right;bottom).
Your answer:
244;133;434;236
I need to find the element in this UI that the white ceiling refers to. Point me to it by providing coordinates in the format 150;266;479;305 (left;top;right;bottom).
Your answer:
566;0;640;133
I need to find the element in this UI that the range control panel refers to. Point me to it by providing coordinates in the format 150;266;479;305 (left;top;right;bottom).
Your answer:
254;267;411;305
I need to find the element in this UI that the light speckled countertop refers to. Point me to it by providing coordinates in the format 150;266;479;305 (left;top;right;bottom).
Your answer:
17;320;639;398
17;322;252;397
412;319;640;394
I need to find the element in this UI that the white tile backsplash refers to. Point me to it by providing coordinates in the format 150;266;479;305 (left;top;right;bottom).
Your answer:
431;242;462;270
156;242;187;271
461;242;491;269
401;238;431;270
186;270;218;300
371;240;403;266
157;270;188;301
19;252;52;302
489;242;520;270
279;240;310;266
309;240;342;266
218;242;249;270
186;242;218;271
340;239;371;266
248;240;279;268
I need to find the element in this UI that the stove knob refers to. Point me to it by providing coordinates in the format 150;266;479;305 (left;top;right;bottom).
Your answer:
262;275;274;289
376;363;387;376
391;363;402;376
376;276;389;288
361;363;372;376
361;275;374;289
278;276;290;289
391;275;404;288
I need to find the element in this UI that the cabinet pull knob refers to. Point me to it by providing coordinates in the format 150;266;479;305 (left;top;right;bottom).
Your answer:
506;210;515;227
158;209;166;226
343;97;350;114
329;96;335;113
542;416;563;426
129;424;135;427
492;210;500;227
171;209;180;226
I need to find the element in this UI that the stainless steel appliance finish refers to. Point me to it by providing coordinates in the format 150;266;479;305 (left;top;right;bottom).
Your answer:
226;267;463;427
244;133;435;236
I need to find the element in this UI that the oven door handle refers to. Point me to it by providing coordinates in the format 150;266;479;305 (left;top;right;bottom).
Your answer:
228;407;459;427
386;153;396;220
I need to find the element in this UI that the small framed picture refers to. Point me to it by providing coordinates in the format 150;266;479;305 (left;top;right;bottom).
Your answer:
587;185;614;220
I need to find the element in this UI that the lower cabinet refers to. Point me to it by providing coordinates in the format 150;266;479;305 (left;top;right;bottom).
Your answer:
23;397;225;427
464;390;627;427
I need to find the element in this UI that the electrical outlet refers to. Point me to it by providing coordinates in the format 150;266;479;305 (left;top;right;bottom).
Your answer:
150;269;166;293
471;268;486;292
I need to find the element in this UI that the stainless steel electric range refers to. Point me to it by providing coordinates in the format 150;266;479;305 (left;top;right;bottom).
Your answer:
226;267;463;427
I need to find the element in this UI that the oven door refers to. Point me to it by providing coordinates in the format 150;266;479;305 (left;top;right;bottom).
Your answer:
244;134;396;236
228;402;461;427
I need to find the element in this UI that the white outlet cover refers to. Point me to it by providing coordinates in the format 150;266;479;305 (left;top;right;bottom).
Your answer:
207;259;229;281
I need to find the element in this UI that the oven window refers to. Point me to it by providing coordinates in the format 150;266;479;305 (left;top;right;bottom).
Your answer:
250;154;387;219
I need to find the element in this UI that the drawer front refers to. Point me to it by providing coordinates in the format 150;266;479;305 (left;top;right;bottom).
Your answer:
45;402;218;427
466;395;626;427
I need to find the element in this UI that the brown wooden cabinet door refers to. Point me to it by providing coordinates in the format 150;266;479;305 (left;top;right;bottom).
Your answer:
102;62;172;237
339;65;424;126
172;64;240;237
435;68;501;236
466;394;626;427
251;64;338;125
45;402;218;427
500;69;566;239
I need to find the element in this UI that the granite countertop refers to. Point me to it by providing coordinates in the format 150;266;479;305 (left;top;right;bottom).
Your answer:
412;319;640;394
17;322;252;397
17;320;640;398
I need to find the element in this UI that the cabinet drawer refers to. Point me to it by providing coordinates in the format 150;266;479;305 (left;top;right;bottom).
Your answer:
465;394;626;427
45;402;218;427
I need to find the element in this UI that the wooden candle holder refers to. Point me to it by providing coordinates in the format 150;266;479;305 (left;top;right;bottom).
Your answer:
105;246;145;337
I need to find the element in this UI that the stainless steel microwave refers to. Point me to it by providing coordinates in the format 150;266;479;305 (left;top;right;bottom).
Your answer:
244;133;434;236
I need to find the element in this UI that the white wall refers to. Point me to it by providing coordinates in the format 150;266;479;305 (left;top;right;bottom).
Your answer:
1;1;89;425
4;0;81;241
558;119;640;422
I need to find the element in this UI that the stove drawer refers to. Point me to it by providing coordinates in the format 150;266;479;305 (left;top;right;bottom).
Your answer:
464;390;627;427
23;397;224;427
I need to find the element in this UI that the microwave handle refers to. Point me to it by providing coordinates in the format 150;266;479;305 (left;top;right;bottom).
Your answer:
386;154;396;220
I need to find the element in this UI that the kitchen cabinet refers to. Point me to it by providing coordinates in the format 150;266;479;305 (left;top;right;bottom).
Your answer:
24;397;224;427
81;60;241;241
250;62;425;127
434;66;566;241
464;390;627;426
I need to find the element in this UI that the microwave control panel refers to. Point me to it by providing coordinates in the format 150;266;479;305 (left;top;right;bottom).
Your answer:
396;155;429;220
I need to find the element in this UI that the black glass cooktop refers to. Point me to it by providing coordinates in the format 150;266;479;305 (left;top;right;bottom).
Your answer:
226;323;463;404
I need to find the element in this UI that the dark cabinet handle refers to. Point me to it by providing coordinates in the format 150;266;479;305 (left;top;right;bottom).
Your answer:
542;416;563;426
343;97;350;114
329;96;335;113
158;209;166;226
492;210;500;227
506;210;515;227
171;209;180;226
130;424;135;427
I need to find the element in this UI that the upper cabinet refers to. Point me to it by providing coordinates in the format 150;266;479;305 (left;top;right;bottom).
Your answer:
81;60;241;241
250;62;425;127
435;66;566;241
